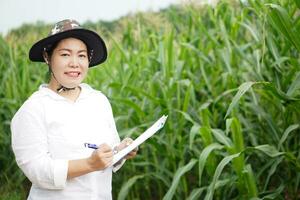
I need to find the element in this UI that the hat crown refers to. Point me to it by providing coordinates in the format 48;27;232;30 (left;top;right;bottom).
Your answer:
49;19;81;36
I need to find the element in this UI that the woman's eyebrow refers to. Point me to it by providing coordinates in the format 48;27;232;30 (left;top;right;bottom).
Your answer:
58;49;87;53
58;48;72;52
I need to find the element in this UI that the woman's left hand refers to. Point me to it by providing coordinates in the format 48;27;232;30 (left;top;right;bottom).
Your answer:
116;138;138;159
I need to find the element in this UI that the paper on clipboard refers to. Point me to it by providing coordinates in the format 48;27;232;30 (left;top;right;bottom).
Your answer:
112;115;168;166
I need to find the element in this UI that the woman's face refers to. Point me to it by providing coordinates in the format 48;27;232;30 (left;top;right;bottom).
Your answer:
49;37;89;88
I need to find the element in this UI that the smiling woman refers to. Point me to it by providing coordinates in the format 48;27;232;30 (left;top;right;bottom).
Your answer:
45;38;89;100
10;19;138;200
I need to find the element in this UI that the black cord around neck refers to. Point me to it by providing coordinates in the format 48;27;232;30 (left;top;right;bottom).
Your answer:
56;86;77;93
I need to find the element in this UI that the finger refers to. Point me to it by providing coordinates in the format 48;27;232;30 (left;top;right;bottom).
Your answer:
98;144;112;152
101;158;113;168
126;151;137;158
129;151;137;156
98;150;113;158
118;138;133;150
125;152;136;159
124;138;133;146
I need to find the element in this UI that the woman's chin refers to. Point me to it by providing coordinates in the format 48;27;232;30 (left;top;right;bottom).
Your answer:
61;82;81;89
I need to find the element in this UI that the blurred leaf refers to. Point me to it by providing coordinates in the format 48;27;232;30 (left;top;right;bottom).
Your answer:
253;145;284;157
186;187;206;200
189;124;201;149
211;129;232;147
198;143;224;187
204;153;242;200
266;4;300;51
286;72;300;97
117;175;145;200
225;82;257;119
278;124;299;149
200;127;214;146
112;98;145;119
263;157;284;191
243;164;258;198
163;159;197;200
263;82;299;101
296;0;300;9
261;183;285;199
177;110;196;124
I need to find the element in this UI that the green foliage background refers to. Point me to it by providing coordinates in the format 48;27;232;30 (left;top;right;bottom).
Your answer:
1;0;300;199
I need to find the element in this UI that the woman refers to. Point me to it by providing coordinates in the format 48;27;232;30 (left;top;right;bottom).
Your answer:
11;19;137;200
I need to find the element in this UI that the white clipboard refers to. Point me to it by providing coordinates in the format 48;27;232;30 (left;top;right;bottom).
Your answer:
112;115;168;166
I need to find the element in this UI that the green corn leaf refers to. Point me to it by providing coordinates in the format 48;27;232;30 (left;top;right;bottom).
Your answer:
243;164;258;198
254;145;284;158
278;124;299;149
200;109;211;128
112;98;145;119
263;82;298;101
263;157;284;191
229;118;245;191
200;127;217;177
230;118;245;153
266;4;300;51
225;82;257;119
286;72;300;97
117;175;145;200
239;22;259;42
189;124;201;149
182;83;192;112
200;126;214;146
211;129;232;147
225;118;233;135
261;184;285;199
163;159;197;200
204;153;242;200
177;110;196;124
186;187;206;200
198;143;224;187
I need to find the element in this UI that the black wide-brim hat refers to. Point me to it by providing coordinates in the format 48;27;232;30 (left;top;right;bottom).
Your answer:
29;19;107;67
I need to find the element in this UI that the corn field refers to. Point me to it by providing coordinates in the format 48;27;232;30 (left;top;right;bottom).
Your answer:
1;0;300;199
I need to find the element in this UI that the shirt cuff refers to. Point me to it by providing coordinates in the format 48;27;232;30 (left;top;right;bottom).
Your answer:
53;159;68;188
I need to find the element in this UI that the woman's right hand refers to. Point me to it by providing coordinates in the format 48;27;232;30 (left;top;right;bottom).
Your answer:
87;143;113;171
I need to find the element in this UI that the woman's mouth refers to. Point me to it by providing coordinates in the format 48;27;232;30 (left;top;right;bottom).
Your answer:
64;71;81;78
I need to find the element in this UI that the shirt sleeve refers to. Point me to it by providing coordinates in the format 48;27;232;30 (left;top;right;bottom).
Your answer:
102;95;126;172
11;105;68;190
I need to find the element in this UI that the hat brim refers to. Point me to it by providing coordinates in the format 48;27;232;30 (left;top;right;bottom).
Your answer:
29;29;107;67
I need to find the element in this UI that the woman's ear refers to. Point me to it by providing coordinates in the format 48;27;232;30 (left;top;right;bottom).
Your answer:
43;51;50;65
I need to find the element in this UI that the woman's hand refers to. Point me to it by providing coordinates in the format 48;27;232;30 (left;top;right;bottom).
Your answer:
67;143;113;179
116;138;138;159
87;143;113;171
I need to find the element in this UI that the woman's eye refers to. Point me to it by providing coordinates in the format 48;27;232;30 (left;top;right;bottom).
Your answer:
79;54;87;58
61;53;69;57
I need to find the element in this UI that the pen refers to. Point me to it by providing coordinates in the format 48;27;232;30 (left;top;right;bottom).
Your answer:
84;143;119;154
84;143;98;149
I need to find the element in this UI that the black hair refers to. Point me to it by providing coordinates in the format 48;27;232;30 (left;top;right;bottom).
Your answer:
44;41;59;59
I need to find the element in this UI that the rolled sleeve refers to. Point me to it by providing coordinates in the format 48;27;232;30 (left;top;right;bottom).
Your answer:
53;159;68;188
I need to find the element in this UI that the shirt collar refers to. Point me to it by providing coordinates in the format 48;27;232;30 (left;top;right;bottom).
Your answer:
38;83;93;102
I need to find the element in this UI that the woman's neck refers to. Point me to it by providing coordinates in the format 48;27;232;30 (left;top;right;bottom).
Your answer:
48;82;81;102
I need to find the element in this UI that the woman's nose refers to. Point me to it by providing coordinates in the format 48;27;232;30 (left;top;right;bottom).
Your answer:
69;56;79;68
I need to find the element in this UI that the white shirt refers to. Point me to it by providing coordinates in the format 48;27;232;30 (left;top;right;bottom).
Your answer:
11;83;123;200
